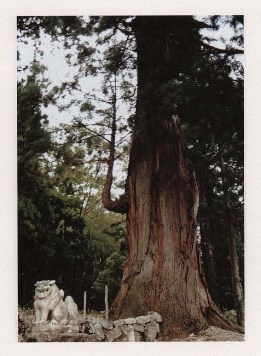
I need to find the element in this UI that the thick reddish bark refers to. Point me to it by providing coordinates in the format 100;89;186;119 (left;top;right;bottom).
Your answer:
106;17;243;336
198;177;220;306
109;118;242;335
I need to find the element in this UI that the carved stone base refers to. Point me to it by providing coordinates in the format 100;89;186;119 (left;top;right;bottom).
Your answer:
26;332;97;342
32;323;79;333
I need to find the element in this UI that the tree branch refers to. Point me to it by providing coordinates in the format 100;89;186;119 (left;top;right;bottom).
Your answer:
101;75;128;214
115;24;133;36
202;42;244;55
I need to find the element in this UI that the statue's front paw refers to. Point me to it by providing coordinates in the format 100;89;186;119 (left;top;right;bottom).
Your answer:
50;319;58;326
32;321;40;325
39;320;48;325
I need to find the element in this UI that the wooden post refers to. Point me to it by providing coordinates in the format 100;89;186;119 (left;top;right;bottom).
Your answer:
83;291;87;318
105;285;109;320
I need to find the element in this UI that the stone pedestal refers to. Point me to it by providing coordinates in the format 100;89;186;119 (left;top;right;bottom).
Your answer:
26;332;97;342
32;323;79;333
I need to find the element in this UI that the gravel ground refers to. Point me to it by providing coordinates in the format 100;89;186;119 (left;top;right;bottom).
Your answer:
172;326;244;341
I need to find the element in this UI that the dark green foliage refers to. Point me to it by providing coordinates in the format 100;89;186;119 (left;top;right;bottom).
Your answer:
17;16;88;41
90;221;126;309
17;73;125;308
80;101;95;112
18;75;55;304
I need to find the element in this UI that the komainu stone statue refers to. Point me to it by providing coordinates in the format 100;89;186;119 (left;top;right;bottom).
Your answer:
32;280;79;333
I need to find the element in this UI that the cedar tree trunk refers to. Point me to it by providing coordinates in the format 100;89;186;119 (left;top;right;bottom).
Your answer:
220;153;244;327
104;16;243;336
198;176;220;307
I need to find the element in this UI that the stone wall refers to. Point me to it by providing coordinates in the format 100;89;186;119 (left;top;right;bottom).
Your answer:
24;311;162;342
81;311;162;342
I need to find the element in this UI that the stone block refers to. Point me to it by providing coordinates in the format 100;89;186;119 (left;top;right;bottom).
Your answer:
113;319;125;327
93;323;105;339
148;312;162;323
145;321;157;342
124;317;136;325
134;324;144;333
32;322;80;333
120;324;138;342
105;327;122;342
136;315;151;324
32;322;51;333
99;318;111;329
25;332;98;342
88;324;95;334
156;323;160;333
134;332;143;341
127;326;135;341
121;324;133;334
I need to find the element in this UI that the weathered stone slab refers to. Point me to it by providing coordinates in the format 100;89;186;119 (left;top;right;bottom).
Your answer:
134;331;143;341
78;316;87;324
87;316;99;324
32;322;50;333
145;321;157;342
25;332;98;342
134;324;144;333
136;315;151;324
32;323;79;333
124;317;136;325
105;327;122;342
93;323;105;339
120;325;127;334
156;323;160;333
88;324;95;334
148;312;162;323
120;325;136;341
127;326;135;341
99;318;111;329
113;319;125;327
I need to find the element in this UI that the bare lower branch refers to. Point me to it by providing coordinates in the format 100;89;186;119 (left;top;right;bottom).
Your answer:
101;74;128;214
202;42;244;55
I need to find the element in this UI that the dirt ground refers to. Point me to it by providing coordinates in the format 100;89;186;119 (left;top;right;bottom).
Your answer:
172;326;244;341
